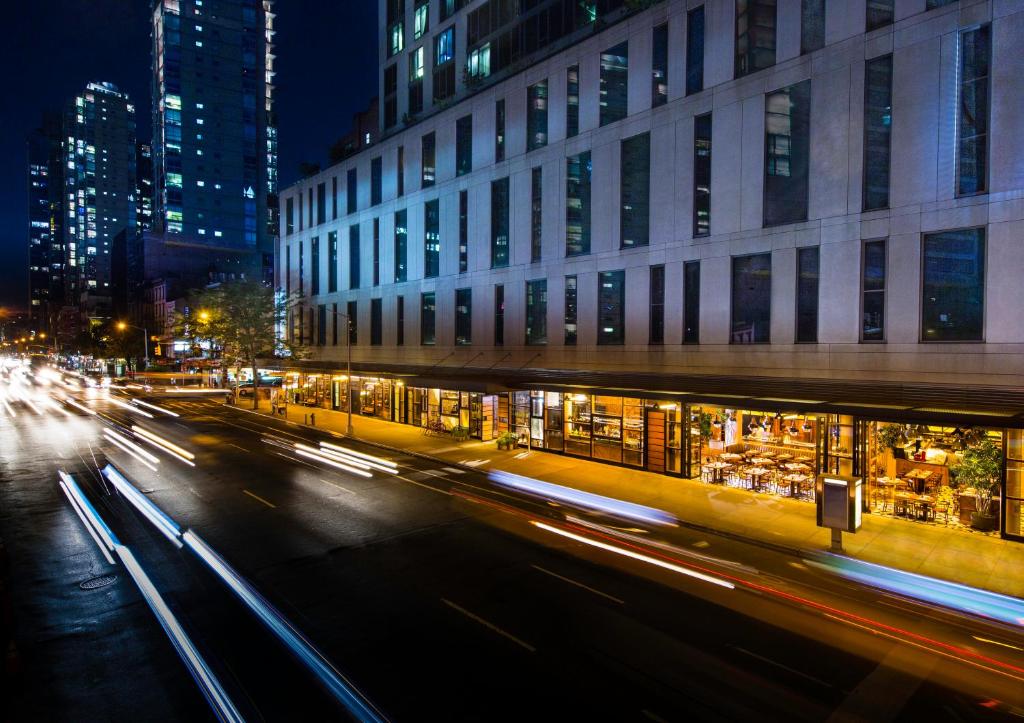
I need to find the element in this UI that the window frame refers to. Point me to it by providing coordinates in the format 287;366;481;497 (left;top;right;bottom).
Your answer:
919;227;986;343
860;238;887;343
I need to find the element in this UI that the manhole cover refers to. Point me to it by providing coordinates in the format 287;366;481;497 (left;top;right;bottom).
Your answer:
79;575;118;590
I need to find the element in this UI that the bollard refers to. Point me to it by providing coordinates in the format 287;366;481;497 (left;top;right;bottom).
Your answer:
310;413;315;427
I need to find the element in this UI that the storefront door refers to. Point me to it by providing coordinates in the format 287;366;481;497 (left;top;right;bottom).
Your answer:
1005;430;1024;541
646;409;666;474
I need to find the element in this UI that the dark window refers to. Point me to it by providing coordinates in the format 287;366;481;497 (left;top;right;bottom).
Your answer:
957;25;990;196
371;298;382;345
491;177;510;268
286;197;294;234
298;241;304;295
394;209;408;282
317;304;326;346
731;253;771;343
459;190;469;273
566;65;580;138
347;301;358;345
926;0;957;8
316;183;326;224
526;280;548;345
455;288;472;345
420;292;436;345
652;23;668;108
285;246;291;295
308;188;314;227
397;146;405;197
424;199;440;278
566;151;592;256
372;218;381;286
347;168;357;214
397;295;405;345
495;99;505;162
494;285;504;346
349;224;361;289
421;132;435;188
328;231;338;293
384;64;398;128
764;80;811;226
649;265;665;345
683;261;700;344
564;275;578;345
736;0;777;78
795;246;819;343
620;133;650;248
686;6;705;95
861;240;885;342
456;115;473;176
311;236;320;294
600;42;629;126
801;0;824;55
527;80;548;151
866;0;893;31
863;55;893;211
371;157;382;205
598;270;625;345
922;228;985;342
531;167;542;263
332;177;338;219
332;302;339;345
693;113;712;236
298;195;303;231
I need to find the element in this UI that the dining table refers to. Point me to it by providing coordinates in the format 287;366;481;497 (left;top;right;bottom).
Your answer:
749;457;775;466
746;466;771;491
704;461;733;483
783;462;810;472
719;453;743;462
782;472;810;498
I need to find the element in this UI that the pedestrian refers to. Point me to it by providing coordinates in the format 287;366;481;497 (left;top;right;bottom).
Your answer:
310;413;316;427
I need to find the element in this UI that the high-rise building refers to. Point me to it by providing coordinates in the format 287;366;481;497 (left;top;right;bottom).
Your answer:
27;112;64;333
150;0;277;279
62;81;138;320
136;143;155;232
279;2;1024;544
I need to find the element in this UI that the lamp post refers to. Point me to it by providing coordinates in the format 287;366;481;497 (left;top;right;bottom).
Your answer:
328;308;354;435
116;321;149;371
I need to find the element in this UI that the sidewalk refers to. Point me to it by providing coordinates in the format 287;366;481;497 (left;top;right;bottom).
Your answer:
246;400;1024;599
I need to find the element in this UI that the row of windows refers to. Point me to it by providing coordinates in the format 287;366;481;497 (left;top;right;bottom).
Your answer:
293;226;985;348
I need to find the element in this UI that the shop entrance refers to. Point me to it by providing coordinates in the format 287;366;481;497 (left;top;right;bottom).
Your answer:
646;409;666;474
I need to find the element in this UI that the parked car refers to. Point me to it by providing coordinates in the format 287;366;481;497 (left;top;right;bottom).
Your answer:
236;377;283;396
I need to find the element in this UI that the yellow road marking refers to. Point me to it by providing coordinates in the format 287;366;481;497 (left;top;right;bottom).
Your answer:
243;489;276;508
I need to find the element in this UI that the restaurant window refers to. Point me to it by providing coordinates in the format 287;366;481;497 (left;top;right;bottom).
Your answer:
735;0;776;79
421;132;435;188
327;231;337;293
598;270;625;345
371;157;382;206
687;6;705;96
371;298;382;346
863;55;893;211
286;197;294;235
332;176;339;219
491;177;510;268
527;80;548;151
693;113;712;237
866;0;893;31
372;218;380;286
345;168;357;215
621;133;650;248
957;25;990;196
764;80;810;227
495;99;505;162
795;246;819;343
922;228;985;342
684;260;700;344
456;115;473;176
564;275;578;346
420;292;436;345
396;295;405;346
455;288;472;345
494;284;504;346
531;167;542;263
526;280;547;345
347;300;358;345
394;209;408;282
459;190;468;273
424;199;440;278
731;253;771;343
652;23;668;108
801;0;824;55
317;304;326;346
316;183;326;225
566;151;592;256
1006;430;1024;539
861;239;885;342
397;146;405;197
566;65;580;138
600;42;628;127
311;236;320;295
650;265;665;345
348;224;360;290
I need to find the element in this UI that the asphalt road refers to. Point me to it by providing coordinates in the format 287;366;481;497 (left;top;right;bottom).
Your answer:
3;377;1024;721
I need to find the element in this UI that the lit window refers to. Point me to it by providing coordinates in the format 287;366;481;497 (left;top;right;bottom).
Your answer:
468;43;490;77
214;230;223;237
196;118;204;125
196;40;203;47
435;27;454;65
414;3;428;38
197;180;205;187
198;228;206;235
411;47;425;80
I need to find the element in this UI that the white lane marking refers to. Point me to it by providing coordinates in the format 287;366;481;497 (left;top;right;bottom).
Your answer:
420;469;447;478
531;564;624;604
692;540;710;548
227;442;250;452
393;474;452;496
319;478;356;495
441;598;536;653
460;459;489;467
243;489;276;509
730;646;833;688
274;451;321;470
442;467;466;474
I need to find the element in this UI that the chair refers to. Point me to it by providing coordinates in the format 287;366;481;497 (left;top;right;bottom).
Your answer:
894;494;913;517
934;501;950;525
701;465;714;484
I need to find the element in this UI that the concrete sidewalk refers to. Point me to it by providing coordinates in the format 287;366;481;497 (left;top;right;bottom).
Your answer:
244;400;1024;599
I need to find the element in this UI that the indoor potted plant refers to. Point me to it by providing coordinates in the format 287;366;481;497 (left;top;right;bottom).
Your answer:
951;438;1002;531
496;431;519;451
450;425;470;442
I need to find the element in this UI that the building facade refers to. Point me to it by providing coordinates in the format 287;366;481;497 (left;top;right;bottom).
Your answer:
27;113;64;334
150;0;277;281
278;0;1024;542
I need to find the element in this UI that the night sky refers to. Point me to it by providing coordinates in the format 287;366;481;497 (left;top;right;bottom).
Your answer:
0;0;377;312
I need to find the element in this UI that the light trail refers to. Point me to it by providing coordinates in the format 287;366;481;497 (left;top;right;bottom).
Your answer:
105;395;155;418
101;465;181;548
132;426;196;467
320;442;398;472
131;398;180;417
315;444;395;474
293;444;373;478
103;430;159;471
63;396;98;415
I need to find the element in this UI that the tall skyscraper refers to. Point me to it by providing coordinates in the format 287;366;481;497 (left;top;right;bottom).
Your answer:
62;81;138;319
150;0;277;279
27;112;64;333
136;143;155;232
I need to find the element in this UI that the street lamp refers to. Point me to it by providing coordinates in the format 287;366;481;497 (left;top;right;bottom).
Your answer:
117;321;149;369
327;308;354;435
